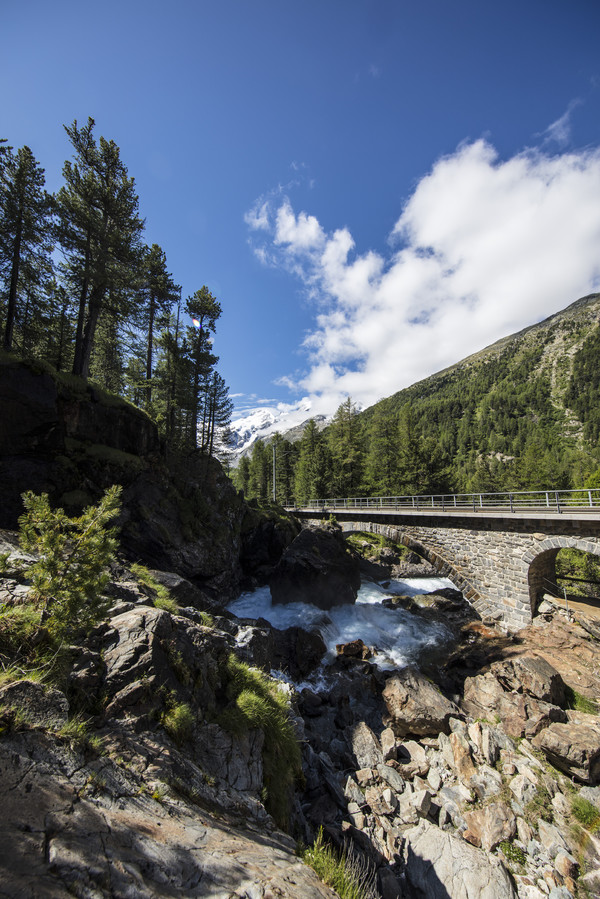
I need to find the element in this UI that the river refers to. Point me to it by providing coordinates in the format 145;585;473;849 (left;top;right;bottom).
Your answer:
227;576;456;672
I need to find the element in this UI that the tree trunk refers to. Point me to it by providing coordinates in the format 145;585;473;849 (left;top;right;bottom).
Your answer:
145;293;155;408
3;217;22;350
72;230;92;376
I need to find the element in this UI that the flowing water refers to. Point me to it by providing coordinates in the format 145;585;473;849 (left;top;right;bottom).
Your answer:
227;576;456;672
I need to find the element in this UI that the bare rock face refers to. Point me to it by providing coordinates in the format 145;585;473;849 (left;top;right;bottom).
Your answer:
0;680;69;729
533;716;600;784
382;666;462;737
270;525;361;609
403;820;517;898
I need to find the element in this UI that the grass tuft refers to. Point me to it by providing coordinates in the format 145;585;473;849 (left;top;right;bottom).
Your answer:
301;828;378;899
162;701;195;746
565;685;599;715
571;795;600;831
219;653;301;829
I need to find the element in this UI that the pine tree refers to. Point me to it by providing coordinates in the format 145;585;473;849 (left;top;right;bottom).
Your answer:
0;145;54;351
139;243;179;410
294;419;331;503
328;397;364;496
56;118;144;379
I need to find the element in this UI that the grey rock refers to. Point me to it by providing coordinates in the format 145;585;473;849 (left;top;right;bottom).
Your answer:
383;667;461;737
270;525;360;609
349;721;383;769
0;680;68;729
403;820;517;898
377;763;405;794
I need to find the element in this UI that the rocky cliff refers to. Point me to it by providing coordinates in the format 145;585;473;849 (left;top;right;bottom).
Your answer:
0;356;297;599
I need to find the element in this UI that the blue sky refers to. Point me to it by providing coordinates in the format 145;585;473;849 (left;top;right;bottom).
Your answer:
3;0;600;430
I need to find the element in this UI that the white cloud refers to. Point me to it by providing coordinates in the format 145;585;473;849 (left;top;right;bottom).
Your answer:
539;99;582;148
246;139;600;424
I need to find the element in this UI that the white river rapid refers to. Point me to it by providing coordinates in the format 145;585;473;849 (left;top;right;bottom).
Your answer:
227;576;456;673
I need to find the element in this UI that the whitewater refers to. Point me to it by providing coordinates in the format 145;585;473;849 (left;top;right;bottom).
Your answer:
228;576;456;672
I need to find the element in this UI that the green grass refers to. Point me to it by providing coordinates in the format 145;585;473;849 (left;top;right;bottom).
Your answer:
565;686;599;715
571;795;600;831
131;563;179;612
162;702;195;746
0;604;42;657
219;654;301;829
301;828;377;899
499;840;527;867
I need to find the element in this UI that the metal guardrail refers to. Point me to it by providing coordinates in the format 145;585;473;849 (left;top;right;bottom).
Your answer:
289;488;600;515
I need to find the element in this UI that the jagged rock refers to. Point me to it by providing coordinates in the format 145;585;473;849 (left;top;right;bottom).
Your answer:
365;784;397;816
491;656;566;705
463;802;516;851
382;666;461;737
403;820;517;898
344;776;366;806
193;723;264;792
380;727;396;761
349;722;383;769
463;668;567;739
393;740;429;779
533;717;600;784
240;509;300;583
0;680;68;729
510;773;538;805
470;764;503;800
145;568;221;613
554;849;579;880
234;621;327;679
336;638;372;660
538;820;569;859
377;763;406;794
270;525;361;609
449;730;477;784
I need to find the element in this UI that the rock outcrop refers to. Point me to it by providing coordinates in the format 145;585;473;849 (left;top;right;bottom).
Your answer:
270;523;361;609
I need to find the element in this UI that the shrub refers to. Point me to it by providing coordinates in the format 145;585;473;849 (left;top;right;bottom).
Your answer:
301;828;378;899
220;654;301;829
19;486;121;637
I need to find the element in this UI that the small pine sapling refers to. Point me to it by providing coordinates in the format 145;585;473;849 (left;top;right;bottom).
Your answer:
19;485;122;637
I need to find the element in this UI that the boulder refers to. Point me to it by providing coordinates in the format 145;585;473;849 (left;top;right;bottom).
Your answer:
382;667;461;737
270;525;361;609
403;820;517;898
533;718;600;784
463;802;516;851
349;722;383;769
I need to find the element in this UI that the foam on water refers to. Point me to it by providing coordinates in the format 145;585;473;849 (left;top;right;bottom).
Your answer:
227;576;456;671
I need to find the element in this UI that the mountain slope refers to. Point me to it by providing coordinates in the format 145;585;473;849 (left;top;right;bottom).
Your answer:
357;292;600;492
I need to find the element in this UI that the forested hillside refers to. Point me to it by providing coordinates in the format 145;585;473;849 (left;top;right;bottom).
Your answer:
235;294;600;502
0;121;232;457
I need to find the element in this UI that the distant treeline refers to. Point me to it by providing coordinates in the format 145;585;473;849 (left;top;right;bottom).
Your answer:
0;120;232;456
234;320;600;502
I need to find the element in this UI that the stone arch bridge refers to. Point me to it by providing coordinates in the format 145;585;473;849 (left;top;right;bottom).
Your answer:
290;497;600;630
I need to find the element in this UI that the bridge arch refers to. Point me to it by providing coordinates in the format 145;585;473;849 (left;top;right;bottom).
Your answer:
526;537;600;616
340;520;482;610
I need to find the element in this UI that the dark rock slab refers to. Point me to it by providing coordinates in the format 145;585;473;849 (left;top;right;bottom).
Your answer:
270;525;361;609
